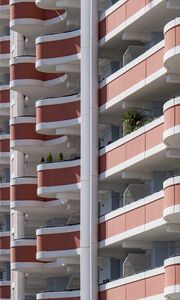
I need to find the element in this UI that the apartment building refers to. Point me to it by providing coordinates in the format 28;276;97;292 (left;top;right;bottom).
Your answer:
1;0;179;299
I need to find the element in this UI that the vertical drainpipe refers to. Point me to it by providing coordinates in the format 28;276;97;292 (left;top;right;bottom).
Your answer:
80;0;98;299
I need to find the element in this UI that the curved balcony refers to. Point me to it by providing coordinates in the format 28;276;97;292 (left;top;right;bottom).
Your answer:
0;0;9;19
36;224;80;261
0;36;9;67
10;115;71;154
36;29;81;73
10;116;43;151
11;239;43;272
36;0;80;10
0;134;9;164
10;176;44;212
164;256;180;299
163;176;180;223
36;94;80;135
99;117;164;180
10;56;67;98
10;176;79;216
0;232;10;257
0;85;9;116
99;41;165;113
0;182;9;211
37;290;80;300
10;0;66;37
0;281;10;299
37;159;80;198
164;18;180;74
163;97;180;148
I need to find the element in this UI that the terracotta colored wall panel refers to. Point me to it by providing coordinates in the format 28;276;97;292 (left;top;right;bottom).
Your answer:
10;2;63;21
36;36;80;60
145;274;164;296
99;285;126;300
126;61;146;90
0;285;10;298
164;107;174;130
175;265;180;284
43;73;63;81
175;105;180;125
0;89;9;103
126;279;145;299
165;28;176;52
11;123;41;140
0;236;9;249
145;124;163;150
0;187;9;201
99;144;126;173
0;0;9;4
126;0;146;19
164;184;180;209
0;139;9;152
145;198;163;223
37;231;80;252
38;166;80;188
125;206;145;230
0;41;9;54
175;26;180;46
99;214;125;241
164;105;180;131
164;185;174;208
99;4;126;39
36;101;80;123
11;245;36;262
125;134;144;160
146;48;164;77
10;184;41;201
10;63;42;81
165;25;180;53
174;184;180;205
165;265;176;287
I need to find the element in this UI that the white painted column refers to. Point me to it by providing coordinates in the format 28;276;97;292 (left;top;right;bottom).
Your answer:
11;152;25;300
80;0;98;299
13;32;25;57
10;31;25;300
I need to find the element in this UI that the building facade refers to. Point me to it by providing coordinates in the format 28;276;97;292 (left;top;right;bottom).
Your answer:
0;0;178;299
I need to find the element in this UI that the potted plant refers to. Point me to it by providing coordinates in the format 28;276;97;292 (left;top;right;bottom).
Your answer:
46;153;53;163
40;156;45;163
58;152;64;161
123;110;148;135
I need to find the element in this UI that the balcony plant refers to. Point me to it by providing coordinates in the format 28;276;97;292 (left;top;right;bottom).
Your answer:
40;156;45;163
59;152;64;161
46;153;53;163
123;110;148;135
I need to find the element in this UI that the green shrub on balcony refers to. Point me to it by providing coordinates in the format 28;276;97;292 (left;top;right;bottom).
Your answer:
58;152;64;161
40;156;45;163
123;110;148;135
46;153;53;163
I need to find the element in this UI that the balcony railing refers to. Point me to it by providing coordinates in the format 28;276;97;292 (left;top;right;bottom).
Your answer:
123;183;150;206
